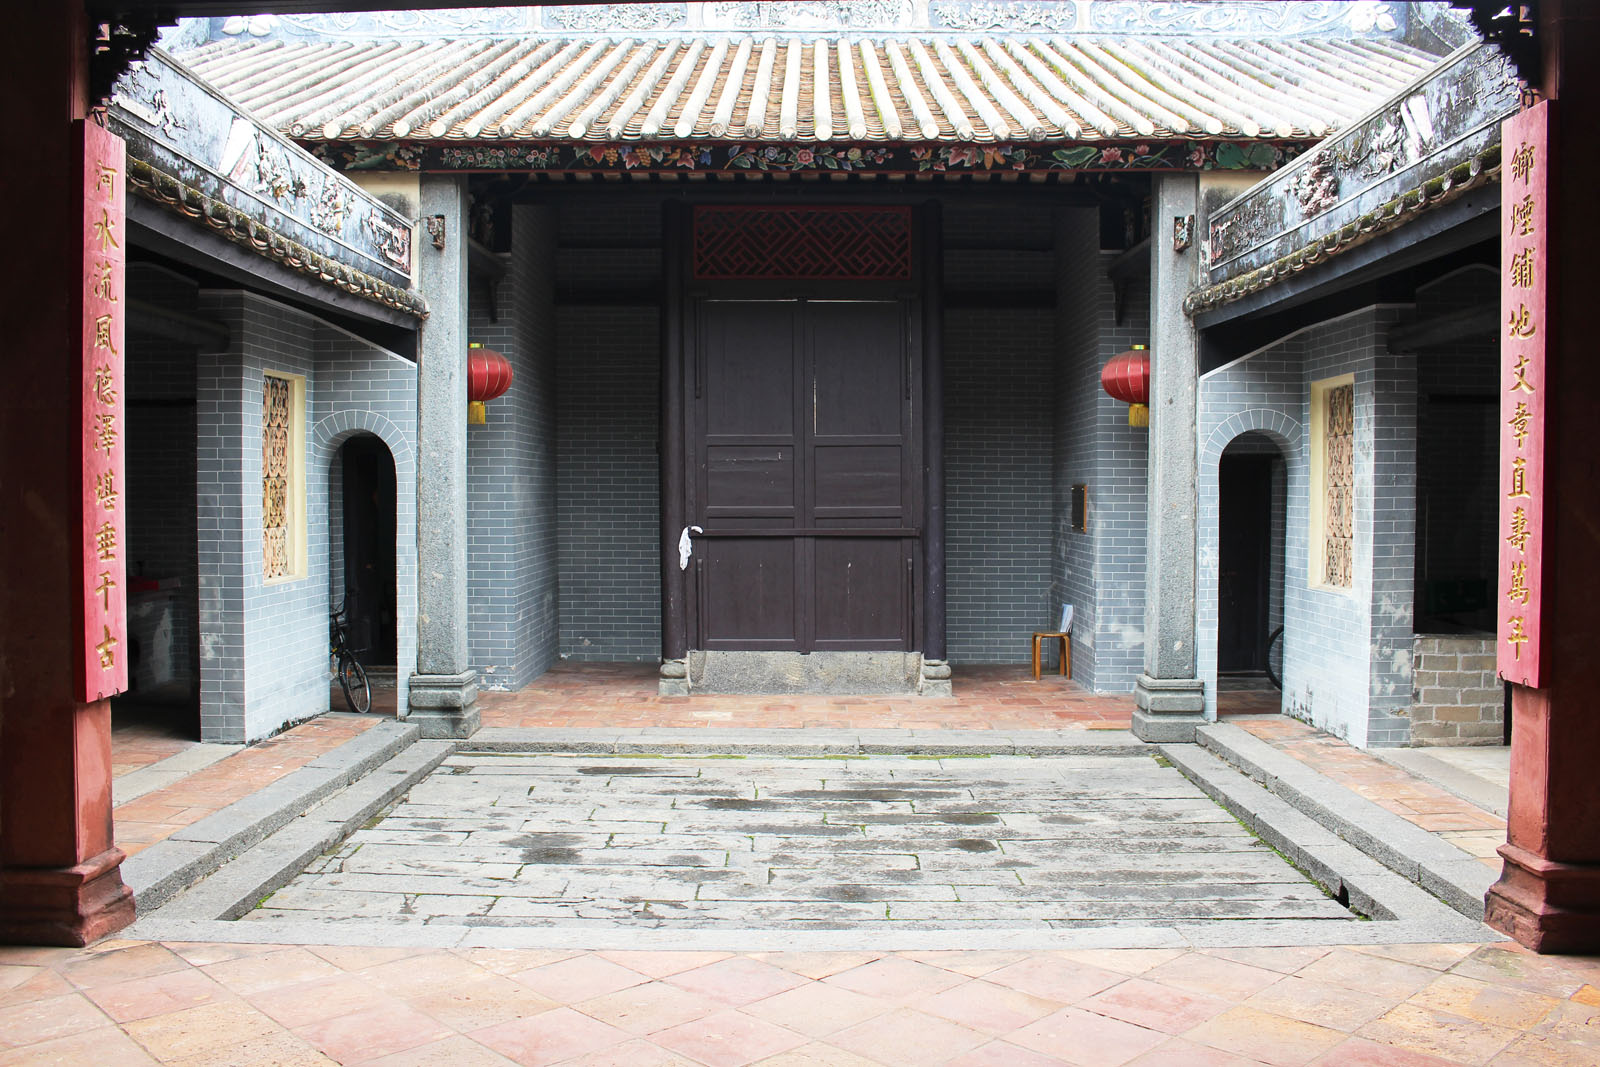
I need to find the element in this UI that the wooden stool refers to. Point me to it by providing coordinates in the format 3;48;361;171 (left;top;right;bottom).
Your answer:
1031;631;1071;681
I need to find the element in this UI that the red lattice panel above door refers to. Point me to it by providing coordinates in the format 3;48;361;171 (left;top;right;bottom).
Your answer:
693;206;913;280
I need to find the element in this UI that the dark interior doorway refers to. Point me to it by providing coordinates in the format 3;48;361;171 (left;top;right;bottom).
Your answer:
338;435;397;668
1218;436;1284;674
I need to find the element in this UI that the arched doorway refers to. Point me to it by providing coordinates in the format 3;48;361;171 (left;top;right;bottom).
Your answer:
334;435;397;676
1218;432;1286;694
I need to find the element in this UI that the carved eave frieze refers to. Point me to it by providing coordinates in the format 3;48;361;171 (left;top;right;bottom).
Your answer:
1199;42;1520;292
124;157;428;318
107;48;416;299
1184;144;1500;316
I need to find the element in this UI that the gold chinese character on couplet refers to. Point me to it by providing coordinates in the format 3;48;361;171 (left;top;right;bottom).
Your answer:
1510;141;1537;184
92;364;117;406
1508;456;1532;500
1507;401;1531;447
94;521;117;561
95;624;117;669
1509;354;1536;394
92;208;119;253
93;259;116;303
1507;305;1536;339
1507;506;1530;553
1509;248;1535;290
95;471;117;511
94;412;117;456
1507;616;1530;658
94;570;116;610
93;313;118;355
1506;560;1530;605
1510;195;1535;237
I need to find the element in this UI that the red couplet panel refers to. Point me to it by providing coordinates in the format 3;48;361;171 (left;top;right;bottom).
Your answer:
79;122;128;702
1498;102;1548;688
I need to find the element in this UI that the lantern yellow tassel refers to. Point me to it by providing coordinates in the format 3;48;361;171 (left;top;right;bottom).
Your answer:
468;401;487;425
1128;403;1149;428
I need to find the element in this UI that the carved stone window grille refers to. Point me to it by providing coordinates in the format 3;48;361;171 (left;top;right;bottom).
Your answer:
693;206;913;280
1323;383;1354;588
263;375;292;580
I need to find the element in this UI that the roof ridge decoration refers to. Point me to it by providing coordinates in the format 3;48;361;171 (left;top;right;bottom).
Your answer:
162;1;1468;45
107;48;423;314
1191;40;1518;314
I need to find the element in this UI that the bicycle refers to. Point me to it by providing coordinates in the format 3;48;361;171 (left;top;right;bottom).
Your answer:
1264;625;1284;691
330;603;371;714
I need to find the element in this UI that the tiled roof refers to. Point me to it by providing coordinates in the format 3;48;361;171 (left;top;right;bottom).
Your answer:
178;35;1443;145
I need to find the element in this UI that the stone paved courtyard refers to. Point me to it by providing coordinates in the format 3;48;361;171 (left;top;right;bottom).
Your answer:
244;752;1355;932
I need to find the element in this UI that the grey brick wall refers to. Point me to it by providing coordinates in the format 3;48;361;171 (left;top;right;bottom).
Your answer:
556;304;661;661
467;204;562;685
1197;305;1415;748
196;290;417;742
1411;635;1503;744
945;305;1054;662
944;201;1057;664
552;200;663;662
1050;209;1150;691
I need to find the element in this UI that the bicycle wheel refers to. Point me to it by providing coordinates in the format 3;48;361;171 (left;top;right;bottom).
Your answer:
1265;626;1284;690
338;655;371;714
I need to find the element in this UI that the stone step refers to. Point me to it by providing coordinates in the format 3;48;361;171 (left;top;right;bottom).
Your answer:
1167;726;1496;923
120;722;444;915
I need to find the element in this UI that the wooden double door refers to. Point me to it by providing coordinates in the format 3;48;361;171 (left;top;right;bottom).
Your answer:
687;296;922;652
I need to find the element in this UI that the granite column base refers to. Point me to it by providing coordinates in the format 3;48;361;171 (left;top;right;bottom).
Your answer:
407;670;481;739
1132;674;1206;743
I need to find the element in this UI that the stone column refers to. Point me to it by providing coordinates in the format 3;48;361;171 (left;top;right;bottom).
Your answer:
0;1;134;945
1132;173;1206;741
1485;0;1600;953
408;175;480;738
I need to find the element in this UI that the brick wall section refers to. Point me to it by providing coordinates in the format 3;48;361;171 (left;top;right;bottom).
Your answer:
538;200;662;663
1050;209;1150;690
196;290;417;742
1197;305;1415;748
1365;339;1419;746
555;303;662;660
944;305;1054;662
943;201;1056;664
467;204;561;685
1411;635;1503;744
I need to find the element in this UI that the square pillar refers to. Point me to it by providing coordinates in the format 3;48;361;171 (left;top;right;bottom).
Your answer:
409;175;480;738
1133;174;1206;741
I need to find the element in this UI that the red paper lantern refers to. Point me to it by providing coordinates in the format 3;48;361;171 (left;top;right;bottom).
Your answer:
1101;345;1150;427
467;343;513;424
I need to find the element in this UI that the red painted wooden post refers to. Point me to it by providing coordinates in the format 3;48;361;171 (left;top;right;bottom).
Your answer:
0;2;134;946
1485;0;1600;953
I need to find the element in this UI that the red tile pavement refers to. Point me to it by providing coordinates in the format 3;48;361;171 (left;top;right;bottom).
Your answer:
112;714;379;856
476;662;1133;731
